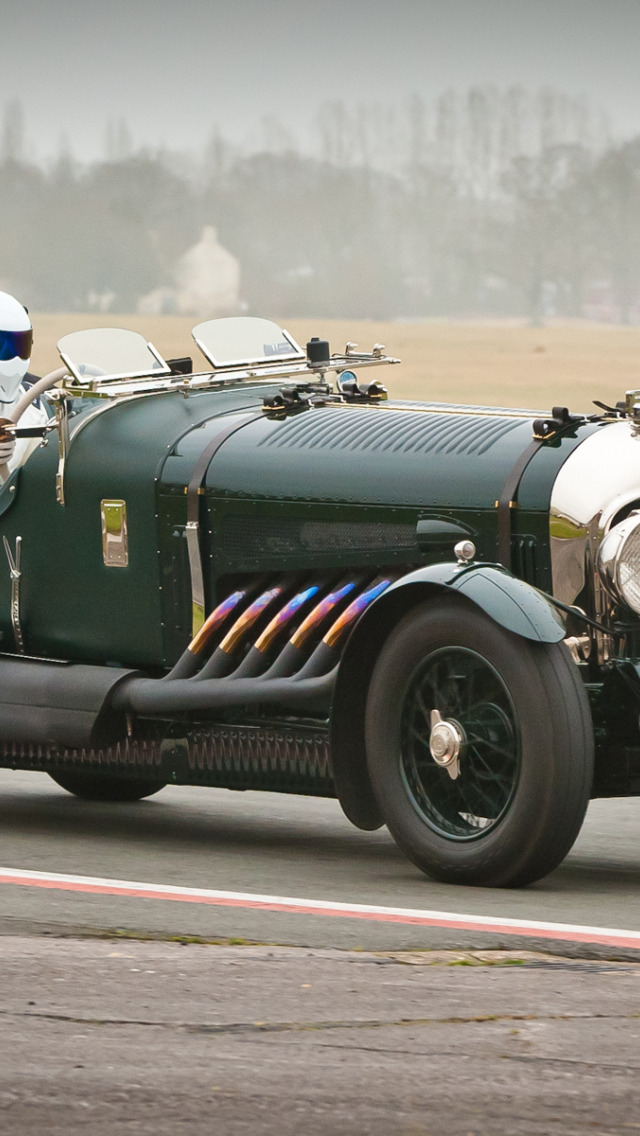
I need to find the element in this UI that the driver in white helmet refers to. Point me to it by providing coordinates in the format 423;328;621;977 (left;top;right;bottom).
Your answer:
0;291;49;474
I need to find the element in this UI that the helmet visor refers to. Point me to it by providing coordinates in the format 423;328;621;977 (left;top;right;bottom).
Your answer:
0;328;32;362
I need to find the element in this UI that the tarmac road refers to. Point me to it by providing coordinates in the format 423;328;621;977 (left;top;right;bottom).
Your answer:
2;770;640;1135
2;937;640;1136
1;769;640;955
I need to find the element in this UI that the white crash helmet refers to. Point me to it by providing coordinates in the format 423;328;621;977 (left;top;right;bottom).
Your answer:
0;291;33;403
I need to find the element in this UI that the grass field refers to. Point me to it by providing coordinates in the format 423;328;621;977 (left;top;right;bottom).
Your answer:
29;313;640;413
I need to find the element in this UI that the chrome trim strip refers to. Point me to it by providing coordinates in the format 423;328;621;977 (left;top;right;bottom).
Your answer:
185;521;205;636
53;395;70;506
55;393;153;504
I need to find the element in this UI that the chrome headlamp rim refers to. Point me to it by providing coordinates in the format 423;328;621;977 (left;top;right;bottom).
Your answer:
598;510;640;613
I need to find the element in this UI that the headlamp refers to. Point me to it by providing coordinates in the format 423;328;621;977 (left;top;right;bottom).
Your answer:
598;511;640;613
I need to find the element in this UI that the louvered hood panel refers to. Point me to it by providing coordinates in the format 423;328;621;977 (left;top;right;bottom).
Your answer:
203;402;540;510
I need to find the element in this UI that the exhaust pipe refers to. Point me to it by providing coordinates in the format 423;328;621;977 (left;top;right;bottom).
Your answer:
197;584;285;679
294;575;395;677
113;669;337;716
164;587;248;679
113;575;395;717
263;578;359;678
231;583;322;678
0;576;397;747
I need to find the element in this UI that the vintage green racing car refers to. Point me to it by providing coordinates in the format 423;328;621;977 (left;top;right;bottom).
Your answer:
0;316;637;888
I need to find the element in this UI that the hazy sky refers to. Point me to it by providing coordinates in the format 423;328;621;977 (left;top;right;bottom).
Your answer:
5;0;640;161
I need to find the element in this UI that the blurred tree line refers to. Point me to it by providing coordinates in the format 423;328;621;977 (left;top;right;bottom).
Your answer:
3;86;640;323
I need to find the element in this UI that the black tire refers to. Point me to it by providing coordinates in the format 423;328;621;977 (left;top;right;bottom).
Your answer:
49;771;167;802
365;596;593;887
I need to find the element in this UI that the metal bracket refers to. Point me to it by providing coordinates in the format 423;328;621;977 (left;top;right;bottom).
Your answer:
3;535;24;654
50;391;72;506
336;369;388;402
185;520;205;636
262;385;339;418
101;500;129;567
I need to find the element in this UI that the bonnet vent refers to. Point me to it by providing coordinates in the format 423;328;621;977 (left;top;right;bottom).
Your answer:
259;407;523;457
217;516;418;569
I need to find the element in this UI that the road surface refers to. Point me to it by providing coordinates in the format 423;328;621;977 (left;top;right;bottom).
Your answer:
2;771;640;1134
1;770;640;955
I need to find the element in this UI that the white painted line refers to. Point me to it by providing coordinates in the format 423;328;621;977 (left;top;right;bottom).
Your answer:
1;866;639;949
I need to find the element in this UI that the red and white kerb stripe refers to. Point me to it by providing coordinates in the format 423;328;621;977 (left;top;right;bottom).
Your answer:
0;866;639;951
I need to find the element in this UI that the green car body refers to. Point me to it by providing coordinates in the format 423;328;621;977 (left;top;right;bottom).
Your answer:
1;318;638;887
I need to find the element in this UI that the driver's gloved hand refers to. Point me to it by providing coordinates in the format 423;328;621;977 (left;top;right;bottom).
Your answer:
0;433;16;463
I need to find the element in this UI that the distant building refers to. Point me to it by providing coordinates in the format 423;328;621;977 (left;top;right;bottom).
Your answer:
138;226;242;318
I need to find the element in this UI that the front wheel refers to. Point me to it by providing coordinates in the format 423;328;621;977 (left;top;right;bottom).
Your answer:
49;771;167;802
365;597;593;887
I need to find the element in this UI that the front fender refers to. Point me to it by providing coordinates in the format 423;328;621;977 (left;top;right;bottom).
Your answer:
329;562;566;832
384;561;566;644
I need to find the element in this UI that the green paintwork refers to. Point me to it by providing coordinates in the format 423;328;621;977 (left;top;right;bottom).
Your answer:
381;562;567;643
0;387;269;664
0;390;601;666
185;401;597;618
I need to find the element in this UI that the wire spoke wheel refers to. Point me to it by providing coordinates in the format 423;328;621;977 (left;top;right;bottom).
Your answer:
365;596;594;887
401;647;519;839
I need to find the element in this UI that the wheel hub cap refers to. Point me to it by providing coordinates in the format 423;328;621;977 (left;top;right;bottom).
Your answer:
429;709;463;780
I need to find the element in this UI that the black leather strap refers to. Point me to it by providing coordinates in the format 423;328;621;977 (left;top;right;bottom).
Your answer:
186;412;260;524
496;408;585;569
495;439;544;569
